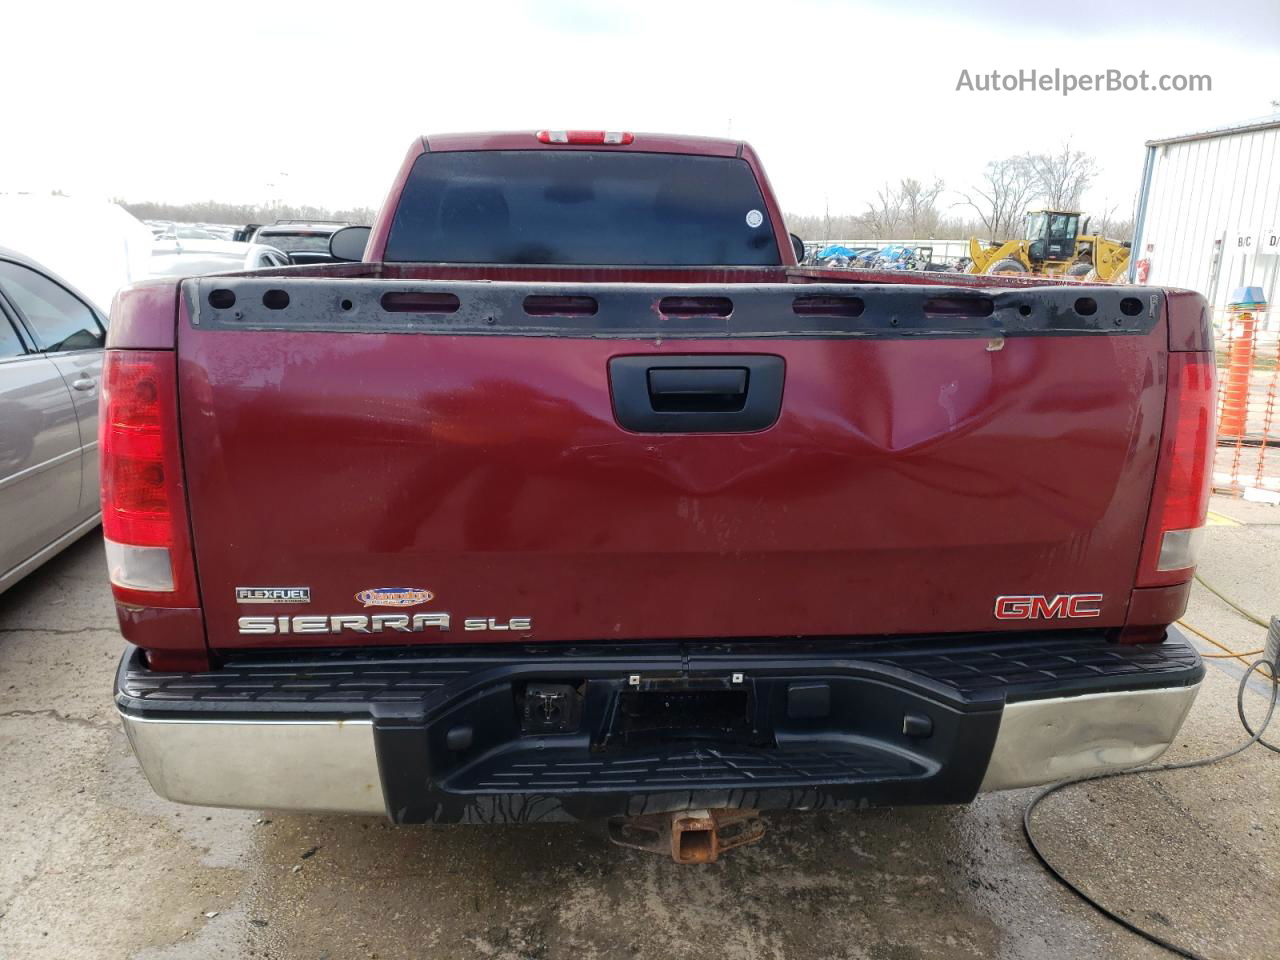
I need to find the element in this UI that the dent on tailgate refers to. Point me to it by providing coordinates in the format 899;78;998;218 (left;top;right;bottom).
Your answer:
175;284;1167;652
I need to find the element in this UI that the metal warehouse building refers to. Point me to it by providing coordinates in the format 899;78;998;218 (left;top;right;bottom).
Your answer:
1132;113;1280;314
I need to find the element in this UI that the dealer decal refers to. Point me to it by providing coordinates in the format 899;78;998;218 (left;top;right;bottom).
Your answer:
355;587;434;607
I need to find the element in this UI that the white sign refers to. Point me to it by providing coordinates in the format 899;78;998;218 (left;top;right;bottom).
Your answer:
1261;229;1280;257
1235;231;1256;250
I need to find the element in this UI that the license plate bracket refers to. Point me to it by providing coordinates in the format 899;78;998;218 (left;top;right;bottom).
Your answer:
607;679;755;748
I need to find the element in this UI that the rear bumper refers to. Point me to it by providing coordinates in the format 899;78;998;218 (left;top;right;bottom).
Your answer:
115;631;1204;822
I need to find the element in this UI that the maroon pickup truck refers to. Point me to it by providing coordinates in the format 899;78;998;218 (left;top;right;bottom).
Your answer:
106;131;1210;853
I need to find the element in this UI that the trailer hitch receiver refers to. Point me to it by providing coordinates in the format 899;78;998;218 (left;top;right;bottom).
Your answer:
607;808;766;863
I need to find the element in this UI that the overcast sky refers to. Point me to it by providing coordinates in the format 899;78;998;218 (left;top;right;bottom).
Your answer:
3;0;1278;220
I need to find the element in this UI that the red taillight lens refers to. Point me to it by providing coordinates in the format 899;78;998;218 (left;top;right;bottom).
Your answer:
1137;353;1216;586
536;130;634;145
100;350;198;605
102;356;169;545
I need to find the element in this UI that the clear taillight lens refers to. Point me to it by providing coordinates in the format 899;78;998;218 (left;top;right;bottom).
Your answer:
104;540;174;591
1156;526;1206;572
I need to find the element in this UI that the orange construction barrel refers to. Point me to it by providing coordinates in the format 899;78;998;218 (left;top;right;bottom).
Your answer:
1218;311;1255;439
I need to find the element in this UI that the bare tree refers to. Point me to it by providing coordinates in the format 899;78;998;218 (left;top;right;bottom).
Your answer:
1026;143;1098;210
898;177;945;238
960;156;1036;241
863;183;904;240
1091;196;1136;242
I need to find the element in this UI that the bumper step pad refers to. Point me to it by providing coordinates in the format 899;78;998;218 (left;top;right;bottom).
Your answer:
460;743;928;792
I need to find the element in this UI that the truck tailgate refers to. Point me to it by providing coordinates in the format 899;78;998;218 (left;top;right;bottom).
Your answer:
176;278;1166;652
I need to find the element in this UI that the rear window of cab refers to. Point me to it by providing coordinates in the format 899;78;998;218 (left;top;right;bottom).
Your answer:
384;150;781;266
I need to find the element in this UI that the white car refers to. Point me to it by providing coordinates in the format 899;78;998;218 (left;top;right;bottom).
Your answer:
250;221;351;264
0;196;154;314
148;239;291;277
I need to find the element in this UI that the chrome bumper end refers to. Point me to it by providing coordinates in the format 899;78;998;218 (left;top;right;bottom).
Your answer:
979;682;1201;792
119;713;386;815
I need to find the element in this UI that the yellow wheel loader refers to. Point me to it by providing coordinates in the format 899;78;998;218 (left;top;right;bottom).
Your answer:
967;210;1131;281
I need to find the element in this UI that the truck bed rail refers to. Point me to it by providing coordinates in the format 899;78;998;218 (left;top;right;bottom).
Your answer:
187;278;1160;339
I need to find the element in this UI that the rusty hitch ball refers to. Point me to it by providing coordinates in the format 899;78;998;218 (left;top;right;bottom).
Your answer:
607;809;766;864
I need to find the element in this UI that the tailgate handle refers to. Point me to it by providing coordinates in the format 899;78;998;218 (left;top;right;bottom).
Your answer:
647;367;747;410
610;355;784;433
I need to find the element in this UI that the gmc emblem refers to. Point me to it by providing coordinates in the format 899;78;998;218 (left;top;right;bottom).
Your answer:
994;593;1104;620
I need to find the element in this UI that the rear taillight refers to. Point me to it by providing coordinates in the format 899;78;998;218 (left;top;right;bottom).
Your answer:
100;350;198;606
536;130;634;145
1137;352;1216;586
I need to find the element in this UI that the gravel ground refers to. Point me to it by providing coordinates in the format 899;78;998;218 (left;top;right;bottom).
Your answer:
0;496;1276;960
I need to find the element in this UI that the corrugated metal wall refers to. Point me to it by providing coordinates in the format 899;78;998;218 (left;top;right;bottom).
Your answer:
1138;125;1280;314
1135;122;1280;500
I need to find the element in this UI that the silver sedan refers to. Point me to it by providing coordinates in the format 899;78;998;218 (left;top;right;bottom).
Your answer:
0;247;106;594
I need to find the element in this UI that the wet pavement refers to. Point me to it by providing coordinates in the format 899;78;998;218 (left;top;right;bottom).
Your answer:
1;496;1276;959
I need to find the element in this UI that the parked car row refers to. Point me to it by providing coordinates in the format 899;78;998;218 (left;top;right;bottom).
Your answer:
147;222;236;243
149;239;291;277
807;242;959;272
147;220;358;275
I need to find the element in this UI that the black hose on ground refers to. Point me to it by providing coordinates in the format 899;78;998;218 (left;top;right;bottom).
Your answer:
1023;657;1278;960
